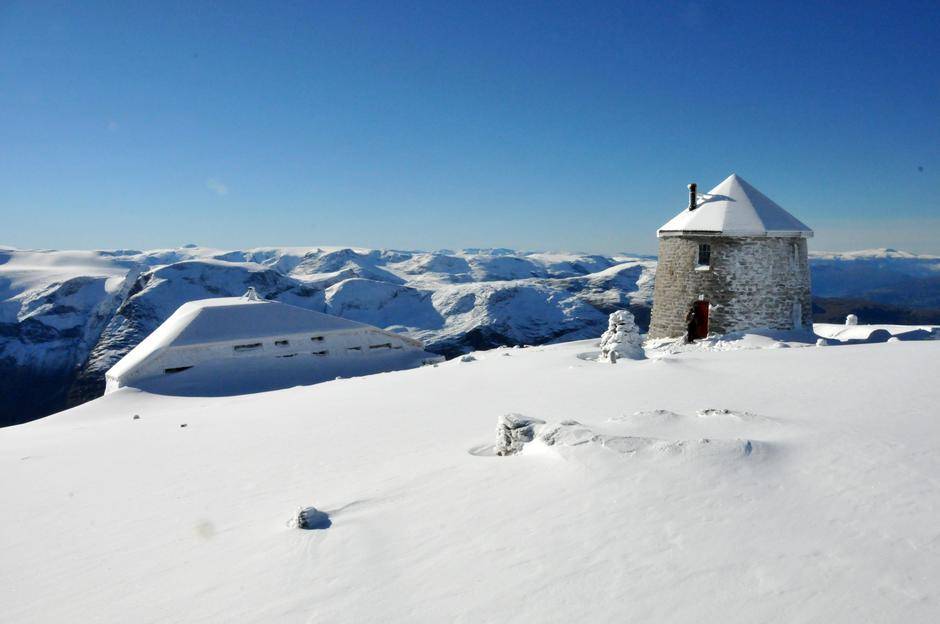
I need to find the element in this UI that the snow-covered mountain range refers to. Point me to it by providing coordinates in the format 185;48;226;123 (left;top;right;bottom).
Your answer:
2;244;939;426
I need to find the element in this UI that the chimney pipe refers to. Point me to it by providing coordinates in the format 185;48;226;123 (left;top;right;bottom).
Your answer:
688;183;697;211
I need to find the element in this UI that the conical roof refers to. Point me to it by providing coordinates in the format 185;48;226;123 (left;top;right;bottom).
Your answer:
657;174;813;238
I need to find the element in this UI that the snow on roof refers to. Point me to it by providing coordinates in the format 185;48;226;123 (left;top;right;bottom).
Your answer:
107;292;370;380
658;174;813;238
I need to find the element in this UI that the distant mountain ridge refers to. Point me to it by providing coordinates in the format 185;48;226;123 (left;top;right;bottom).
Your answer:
2;245;938;426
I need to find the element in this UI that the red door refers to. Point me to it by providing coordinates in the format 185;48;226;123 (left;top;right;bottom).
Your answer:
693;300;710;339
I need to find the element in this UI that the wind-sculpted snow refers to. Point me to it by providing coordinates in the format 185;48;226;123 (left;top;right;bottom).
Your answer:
481;411;762;461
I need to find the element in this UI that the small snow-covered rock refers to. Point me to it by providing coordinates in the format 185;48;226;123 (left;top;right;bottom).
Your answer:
290;506;332;530
495;413;545;456
816;338;828;347
598;310;644;362
845;314;858;326
460;354;476;363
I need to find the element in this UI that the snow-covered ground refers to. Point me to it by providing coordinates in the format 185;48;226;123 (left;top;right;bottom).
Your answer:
2;338;939;622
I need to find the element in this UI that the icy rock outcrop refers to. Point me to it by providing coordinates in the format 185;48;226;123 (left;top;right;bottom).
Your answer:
598;310;644;362
845;314;858;326
495;413;546;456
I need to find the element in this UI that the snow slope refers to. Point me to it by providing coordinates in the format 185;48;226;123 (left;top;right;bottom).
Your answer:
2;339;939;622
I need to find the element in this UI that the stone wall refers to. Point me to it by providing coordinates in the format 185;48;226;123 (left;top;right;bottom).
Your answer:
648;235;812;339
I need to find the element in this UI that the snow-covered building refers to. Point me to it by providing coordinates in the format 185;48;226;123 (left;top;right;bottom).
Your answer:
648;174;813;340
104;289;442;394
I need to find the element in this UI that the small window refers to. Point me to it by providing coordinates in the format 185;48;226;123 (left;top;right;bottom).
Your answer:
312;350;328;356
310;336;324;342
697;243;711;267
275;339;290;347
792;243;799;265
164;366;192;374
369;343;393;350
234;342;263;352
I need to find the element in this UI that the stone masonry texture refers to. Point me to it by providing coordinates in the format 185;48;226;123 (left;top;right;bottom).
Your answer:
648;236;812;339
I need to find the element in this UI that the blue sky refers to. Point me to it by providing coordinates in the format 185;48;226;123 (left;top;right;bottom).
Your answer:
1;1;938;254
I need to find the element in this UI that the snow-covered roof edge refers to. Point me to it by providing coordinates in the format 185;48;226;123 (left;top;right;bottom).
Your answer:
106;293;414;381
657;174;813;238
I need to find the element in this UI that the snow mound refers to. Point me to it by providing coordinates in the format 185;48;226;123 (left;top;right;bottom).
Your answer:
598;310;644;362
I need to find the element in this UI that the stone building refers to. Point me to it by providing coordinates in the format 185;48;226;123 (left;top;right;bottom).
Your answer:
648;174;813;340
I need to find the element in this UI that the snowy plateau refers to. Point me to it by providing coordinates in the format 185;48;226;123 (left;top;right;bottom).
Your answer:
2;244;940;426
2;336;940;622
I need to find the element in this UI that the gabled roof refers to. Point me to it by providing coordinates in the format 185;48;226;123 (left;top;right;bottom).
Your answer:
107;293;370;380
658;174;813;238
